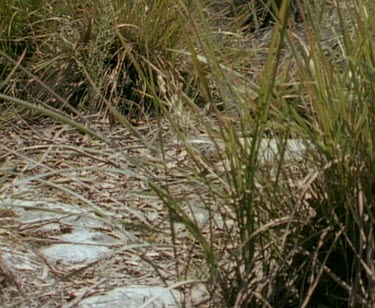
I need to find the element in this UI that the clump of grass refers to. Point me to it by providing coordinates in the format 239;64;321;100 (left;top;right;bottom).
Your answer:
140;0;375;306
1;0;189;119
279;1;375;306
233;0;296;31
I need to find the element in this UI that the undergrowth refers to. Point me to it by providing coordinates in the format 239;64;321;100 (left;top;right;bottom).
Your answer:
1;0;375;306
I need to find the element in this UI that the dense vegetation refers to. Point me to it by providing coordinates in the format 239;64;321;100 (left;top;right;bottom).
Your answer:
1;0;375;306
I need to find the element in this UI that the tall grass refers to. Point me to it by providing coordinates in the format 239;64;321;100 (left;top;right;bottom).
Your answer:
283;1;375;305
1;0;375;306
